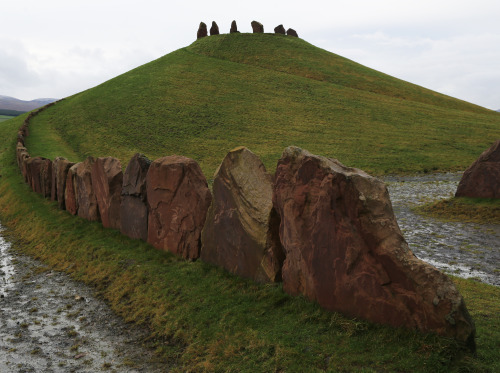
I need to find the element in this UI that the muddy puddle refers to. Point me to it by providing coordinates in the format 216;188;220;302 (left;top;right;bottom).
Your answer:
384;173;500;286
0;224;167;373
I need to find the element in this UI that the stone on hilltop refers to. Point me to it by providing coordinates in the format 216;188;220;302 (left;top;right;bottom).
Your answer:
197;22;208;39
274;24;286;35
286;28;298;37
92;157;123;230
74;157;100;222
272;146;476;350
201;147;285;282
120;153;151;241
230;20;239;33
146;155;212;260
53;157;75;210
251;21;264;33
455;140;500;199
210;21;219;36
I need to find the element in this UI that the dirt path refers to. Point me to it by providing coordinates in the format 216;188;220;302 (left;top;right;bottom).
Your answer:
0;225;167;373
384;173;500;286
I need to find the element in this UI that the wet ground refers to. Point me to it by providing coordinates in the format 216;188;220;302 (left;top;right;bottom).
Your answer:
384;172;500;286
0;225;167;373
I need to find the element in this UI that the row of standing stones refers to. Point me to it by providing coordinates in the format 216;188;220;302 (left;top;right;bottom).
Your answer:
15;103;476;351
197;20;298;39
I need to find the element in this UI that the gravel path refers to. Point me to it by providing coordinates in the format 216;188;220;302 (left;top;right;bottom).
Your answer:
0;225;167;373
384;173;500;286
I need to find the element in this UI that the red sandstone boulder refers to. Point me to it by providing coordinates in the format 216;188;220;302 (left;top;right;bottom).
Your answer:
91;157;123;230
40;158;52;198
120;153;151;241
210;21;219;36
251;21;264;33
274;24;286;35
65;163;79;215
197;22;208;39
74;157;100;221
25;157;47;194
201;147;284;282
455;140;500;199
273;146;476;349
51;157;74;203
146;155;212;260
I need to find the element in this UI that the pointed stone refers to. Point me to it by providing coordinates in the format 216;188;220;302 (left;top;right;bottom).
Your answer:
210;21;219;36
197;22;208;39
230;20;239;33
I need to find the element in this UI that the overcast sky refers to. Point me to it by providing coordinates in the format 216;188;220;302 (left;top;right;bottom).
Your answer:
2;0;499;110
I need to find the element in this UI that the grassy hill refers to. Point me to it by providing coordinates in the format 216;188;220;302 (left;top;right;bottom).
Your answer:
1;33;500;371
25;33;500;178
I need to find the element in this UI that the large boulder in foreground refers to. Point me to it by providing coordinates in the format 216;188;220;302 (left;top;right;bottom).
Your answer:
74;157;100;222
146;155;212;259
273;146;476;349
201;147;284;282
120;153;151;241
455;140;500;199
91;157;123;230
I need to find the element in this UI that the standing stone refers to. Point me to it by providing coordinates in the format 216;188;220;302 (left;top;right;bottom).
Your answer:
230;20;239;33
197;22;208;39
40;158;53;198
210;21;219;36
74;157;100;222
120;153;151;241
16;144;30;181
54;157;75;210
25;157;47;194
274;24;286;35
455;140;500;199
91;157;123;230
286;28;298;37
65;163;80;215
146;155;212;260
273;147;476;350
251;21;264;33
201;147;285;283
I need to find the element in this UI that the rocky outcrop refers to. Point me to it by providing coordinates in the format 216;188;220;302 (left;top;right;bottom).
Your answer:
286;28;298;37
201;147;284;282
120;153;151;241
146;155;212;259
65;163;80;215
53;157;75;210
273;146;476;350
251;21;264;33
230;20;239;33
274;24;286;35
74;157;100;222
210;21;219;36
455;140;500;199
92;157;123;230
197;22;208;39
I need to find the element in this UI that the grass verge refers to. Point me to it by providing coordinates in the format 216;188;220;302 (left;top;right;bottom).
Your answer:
2;118;500;372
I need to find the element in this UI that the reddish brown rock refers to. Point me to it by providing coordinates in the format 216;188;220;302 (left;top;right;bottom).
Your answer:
274;24;286;35
91;157;123;230
74;157;100;221
286;28;298;37
146;155;212;260
120;153;151;241
230;20;239;33
25;157;47;194
53;157;75;209
197;22;208;39
39;158;52;198
201;147;284;282
210;21;219;36
455;140;500;199
65;163;79;215
16;144;30;181
273;146;476;350
251;21;264;33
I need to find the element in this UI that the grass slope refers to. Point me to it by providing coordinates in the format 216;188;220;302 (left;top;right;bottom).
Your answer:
25;33;500;179
1;115;500;372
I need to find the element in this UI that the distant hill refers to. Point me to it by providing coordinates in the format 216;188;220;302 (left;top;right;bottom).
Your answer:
0;95;57;112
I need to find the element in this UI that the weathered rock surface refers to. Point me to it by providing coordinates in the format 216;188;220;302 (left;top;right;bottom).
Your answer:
274;24;286;35
91;157;123;230
272;146;476;349
201;147;284;282
146;155;212;260
16;144;30;182
54;157;75;210
74;157;100;222
286;28;298;37
120;153;151;241
25;157;48;195
197;22;208;39
39;158;52;198
455;140;500;199
65;163;80;215
251;21;264;33
210;21;219;36
230;20;239;33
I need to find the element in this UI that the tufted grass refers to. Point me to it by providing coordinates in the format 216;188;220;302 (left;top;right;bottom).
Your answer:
416;197;500;224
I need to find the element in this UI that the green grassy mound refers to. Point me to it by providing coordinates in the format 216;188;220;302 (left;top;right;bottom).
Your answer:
25;33;500;179
417;197;500;224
